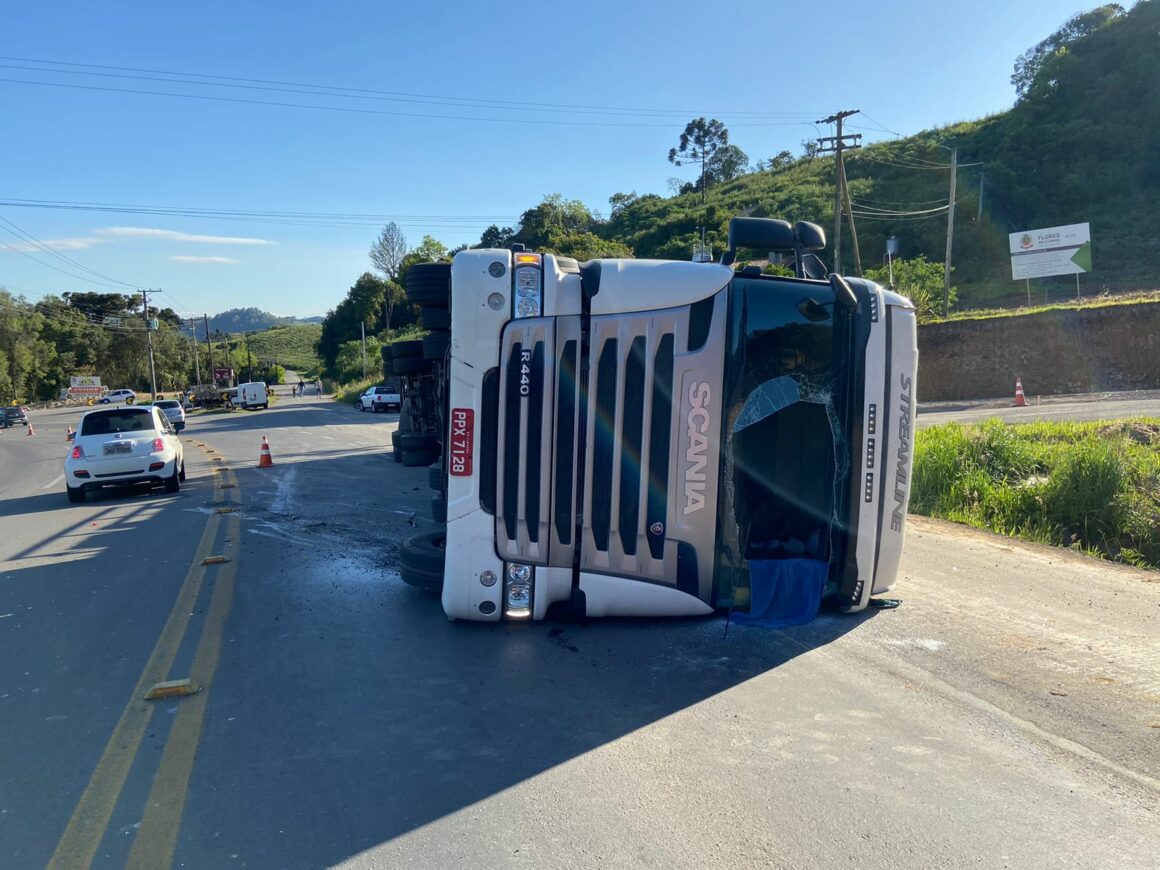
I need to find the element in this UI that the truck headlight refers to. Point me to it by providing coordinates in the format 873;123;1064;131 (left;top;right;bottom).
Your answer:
504;562;534;618
512;253;542;318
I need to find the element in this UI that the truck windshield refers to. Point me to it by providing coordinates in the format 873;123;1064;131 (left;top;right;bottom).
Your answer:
716;275;857;601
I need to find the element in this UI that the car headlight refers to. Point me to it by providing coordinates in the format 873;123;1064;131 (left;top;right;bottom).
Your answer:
504;562;534;619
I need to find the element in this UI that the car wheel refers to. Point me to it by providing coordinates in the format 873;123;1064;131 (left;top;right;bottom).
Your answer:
66;485;85;504
178;460;187;482
401;449;439;467
164;464;181;493
399;531;446;592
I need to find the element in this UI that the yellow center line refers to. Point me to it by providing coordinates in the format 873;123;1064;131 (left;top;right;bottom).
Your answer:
47;514;221;870
47;444;242;870
126;467;242;868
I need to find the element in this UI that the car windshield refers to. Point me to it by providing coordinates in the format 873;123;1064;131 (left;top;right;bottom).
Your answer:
80;409;154;436
155;400;180;408
3;407;21;417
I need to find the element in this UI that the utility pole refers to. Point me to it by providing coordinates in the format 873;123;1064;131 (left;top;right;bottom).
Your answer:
245;333;253;383
977;172;985;222
187;319;202;386
944;146;958;317
204;314;214;386
816;109;861;274
141;289;158;401
360;322;367;379
840;158;864;276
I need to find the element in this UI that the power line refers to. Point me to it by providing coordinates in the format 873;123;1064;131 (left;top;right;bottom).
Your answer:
0;214;141;289
0;76;819;129
0;58;824;121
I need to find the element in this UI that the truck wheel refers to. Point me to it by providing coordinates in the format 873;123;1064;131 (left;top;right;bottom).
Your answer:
391;340;424;358
402;449;439;467
399;432;437;452
431;493;447;524
392;355;431;375
422;331;450;361
399;531;445;593
380;344;394;363
405;263;451;307
420;306;451;330
391;430;402;463
428;462;443;491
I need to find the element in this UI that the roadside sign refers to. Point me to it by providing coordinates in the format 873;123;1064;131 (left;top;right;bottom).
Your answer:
70;375;101;388
1009;223;1091;280
67;386;104;397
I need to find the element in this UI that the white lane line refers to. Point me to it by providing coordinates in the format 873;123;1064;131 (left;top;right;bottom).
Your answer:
41;473;65;491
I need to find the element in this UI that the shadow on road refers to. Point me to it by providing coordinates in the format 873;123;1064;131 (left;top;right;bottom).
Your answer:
175;447;879;867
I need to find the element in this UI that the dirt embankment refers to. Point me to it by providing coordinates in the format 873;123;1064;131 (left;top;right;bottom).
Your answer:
918;301;1160;401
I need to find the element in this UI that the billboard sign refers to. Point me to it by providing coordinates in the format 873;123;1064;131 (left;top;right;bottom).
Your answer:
1009;223;1091;280
213;367;234;384
70;375;102;388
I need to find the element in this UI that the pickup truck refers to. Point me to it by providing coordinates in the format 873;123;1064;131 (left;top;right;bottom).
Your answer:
356;385;402;413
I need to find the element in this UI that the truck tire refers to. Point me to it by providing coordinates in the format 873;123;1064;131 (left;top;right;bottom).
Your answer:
420;306;451;330
380;344;394;363
405;263;451;307
399;531;445;593
431;493;446;524
422;331;450;361
427;462;443;491
392;355;431;375
402;449;439;467
391;340;423;358
391;429;402;462
399;432;438;452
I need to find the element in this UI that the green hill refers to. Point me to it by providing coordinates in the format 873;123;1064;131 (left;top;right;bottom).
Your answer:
239;323;321;373
588;2;1158;309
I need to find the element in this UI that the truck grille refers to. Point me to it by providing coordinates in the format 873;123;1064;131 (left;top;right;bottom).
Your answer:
580;312;681;581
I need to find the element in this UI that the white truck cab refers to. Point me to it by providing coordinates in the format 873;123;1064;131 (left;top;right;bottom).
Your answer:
398;217;918;623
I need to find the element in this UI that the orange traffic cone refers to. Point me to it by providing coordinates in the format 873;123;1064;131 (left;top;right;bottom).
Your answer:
66;424;74;440
26;421;35;436
258;435;274;467
1014;376;1027;407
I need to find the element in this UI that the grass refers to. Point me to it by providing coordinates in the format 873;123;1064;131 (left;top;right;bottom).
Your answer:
911;418;1160;569
928;290;1160;324
240;324;322;373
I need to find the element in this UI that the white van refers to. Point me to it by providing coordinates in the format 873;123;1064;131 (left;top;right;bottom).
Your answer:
237;382;269;410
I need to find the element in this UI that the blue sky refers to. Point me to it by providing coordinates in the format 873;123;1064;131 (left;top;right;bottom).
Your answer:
0;0;1093;318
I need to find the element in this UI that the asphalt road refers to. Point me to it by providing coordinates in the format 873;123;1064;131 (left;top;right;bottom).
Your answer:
1;392;1157;869
917;390;1160;428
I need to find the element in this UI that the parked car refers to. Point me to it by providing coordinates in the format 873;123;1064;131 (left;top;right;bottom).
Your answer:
98;389;137;405
65;405;185;503
1;406;29;428
153;399;187;431
356;385;402;413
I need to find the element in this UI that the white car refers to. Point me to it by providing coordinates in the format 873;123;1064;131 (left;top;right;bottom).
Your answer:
356;385;401;413
153;399;186;431
99;388;138;405
65;405;185;503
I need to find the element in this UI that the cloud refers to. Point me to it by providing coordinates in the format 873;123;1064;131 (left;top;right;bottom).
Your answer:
171;255;237;264
5;237;105;252
97;227;275;246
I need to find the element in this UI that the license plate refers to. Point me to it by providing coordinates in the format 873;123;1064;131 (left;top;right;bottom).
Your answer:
103;442;132;455
449;408;474;476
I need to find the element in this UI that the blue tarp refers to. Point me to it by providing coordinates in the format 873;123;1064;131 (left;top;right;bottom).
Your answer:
731;558;828;628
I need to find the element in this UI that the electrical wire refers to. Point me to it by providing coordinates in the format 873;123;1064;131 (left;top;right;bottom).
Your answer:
0;59;823;121
0;215;141;289
0;76;819;129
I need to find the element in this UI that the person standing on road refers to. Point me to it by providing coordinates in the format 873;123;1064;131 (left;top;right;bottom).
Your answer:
291;384;297;398
315;379;322;396
298;378;305;395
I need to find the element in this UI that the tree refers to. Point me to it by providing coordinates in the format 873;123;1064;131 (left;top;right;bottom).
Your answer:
756;150;794;172
317;273;388;372
800;139;820;159
1011;5;1124;100
865;256;954;322
704;144;750;185
478;225;516;248
370;222;408;330
668;118;729;204
513;194;594;249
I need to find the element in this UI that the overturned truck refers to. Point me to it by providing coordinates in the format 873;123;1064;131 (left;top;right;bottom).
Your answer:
392;217;918;623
